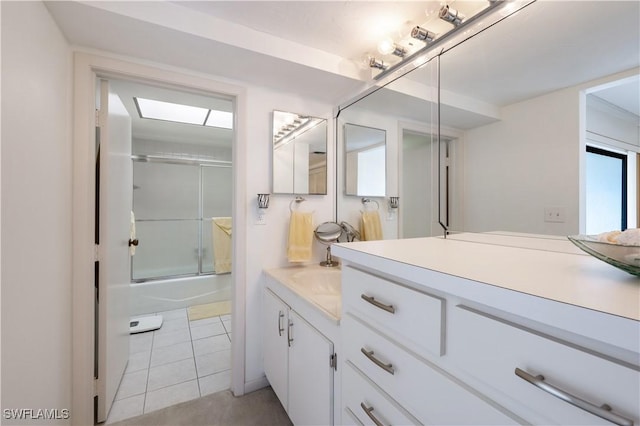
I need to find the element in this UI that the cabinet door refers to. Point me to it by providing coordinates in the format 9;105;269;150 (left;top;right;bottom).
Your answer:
263;288;289;410
288;309;334;426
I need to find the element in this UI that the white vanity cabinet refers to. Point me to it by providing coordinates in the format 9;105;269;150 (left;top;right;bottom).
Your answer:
333;235;640;426
262;271;339;426
340;266;520;425
450;305;640;426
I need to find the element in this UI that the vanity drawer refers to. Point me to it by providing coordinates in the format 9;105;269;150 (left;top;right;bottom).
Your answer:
343;360;419;426
342;266;444;356
450;305;640;425
343;313;519;425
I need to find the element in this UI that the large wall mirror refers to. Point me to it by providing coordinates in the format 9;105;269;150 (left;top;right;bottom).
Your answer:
272;110;328;195
337;1;639;240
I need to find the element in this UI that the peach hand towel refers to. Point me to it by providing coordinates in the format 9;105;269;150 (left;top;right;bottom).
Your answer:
212;217;232;273
360;210;383;241
287;210;313;262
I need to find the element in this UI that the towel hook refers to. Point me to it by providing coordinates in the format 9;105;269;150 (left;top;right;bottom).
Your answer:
361;198;380;211
289;196;306;212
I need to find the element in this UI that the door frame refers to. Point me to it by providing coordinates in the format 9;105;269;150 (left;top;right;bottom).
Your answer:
72;52;247;424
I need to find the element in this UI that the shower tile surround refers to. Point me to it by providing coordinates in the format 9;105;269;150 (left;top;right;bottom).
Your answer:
106;308;232;424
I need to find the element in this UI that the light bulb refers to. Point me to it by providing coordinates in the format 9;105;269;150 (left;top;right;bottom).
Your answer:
377;37;395;55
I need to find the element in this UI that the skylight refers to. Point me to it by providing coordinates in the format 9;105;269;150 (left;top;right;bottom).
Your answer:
135;97;233;129
205;110;234;129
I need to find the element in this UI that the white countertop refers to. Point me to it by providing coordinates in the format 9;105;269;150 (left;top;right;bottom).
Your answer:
264;264;342;322
332;233;640;322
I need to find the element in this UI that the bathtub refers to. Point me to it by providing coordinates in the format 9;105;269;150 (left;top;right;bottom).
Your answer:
130;274;232;316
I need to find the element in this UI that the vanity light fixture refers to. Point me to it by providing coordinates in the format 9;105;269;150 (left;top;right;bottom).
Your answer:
439;4;466;26
411;26;437;43
368;57;388;70
257;193;270;209
378;38;408;58
387;196;399;220
389;196;400;209
257;193;270;223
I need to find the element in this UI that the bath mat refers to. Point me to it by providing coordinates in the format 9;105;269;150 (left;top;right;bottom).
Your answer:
188;300;231;321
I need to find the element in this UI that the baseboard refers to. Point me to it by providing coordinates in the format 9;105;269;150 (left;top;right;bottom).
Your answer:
240;376;270;395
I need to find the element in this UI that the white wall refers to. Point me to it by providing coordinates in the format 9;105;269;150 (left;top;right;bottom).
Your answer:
244;86;335;388
1;2;73;424
1;2;337;416
460;86;581;235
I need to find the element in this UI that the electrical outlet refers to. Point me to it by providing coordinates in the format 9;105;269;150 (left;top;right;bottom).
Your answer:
256;211;266;225
544;206;565;223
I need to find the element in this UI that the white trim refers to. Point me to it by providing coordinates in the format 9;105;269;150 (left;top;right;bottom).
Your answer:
72;52;248;425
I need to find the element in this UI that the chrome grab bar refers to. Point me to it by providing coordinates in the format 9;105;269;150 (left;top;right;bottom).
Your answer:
361;294;395;314
515;368;633;426
287;319;294;347
277;311;284;337
360;403;384;426
361;348;395;375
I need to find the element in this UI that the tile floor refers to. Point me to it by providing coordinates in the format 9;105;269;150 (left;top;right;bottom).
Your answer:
106;308;232;424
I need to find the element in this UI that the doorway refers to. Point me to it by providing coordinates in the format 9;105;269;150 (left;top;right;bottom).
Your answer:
97;78;235;423
71;53;247;426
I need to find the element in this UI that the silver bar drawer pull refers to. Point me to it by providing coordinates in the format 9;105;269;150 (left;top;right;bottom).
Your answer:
277;311;284;337
360;403;385;426
361;348;395;375
361;294;396;314
514;368;634;426
287;319;294;347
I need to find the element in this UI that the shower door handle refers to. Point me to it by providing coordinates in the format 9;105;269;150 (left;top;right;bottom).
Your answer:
128;238;139;247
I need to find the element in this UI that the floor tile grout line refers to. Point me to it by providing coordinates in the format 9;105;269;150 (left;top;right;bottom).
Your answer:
189;313;203;398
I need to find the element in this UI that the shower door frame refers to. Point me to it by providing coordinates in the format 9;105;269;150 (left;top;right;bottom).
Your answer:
131;155;233;283
71;52;248;425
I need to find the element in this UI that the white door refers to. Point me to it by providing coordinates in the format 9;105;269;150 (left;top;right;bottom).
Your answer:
263;289;289;410
288;309;334;426
96;79;132;422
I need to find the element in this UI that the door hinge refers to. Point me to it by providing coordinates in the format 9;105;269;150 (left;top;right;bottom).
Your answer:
95;109;101;127
330;353;337;371
93;378;99;397
94;244;100;262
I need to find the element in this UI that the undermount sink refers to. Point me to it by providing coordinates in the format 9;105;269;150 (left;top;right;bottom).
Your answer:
290;268;341;295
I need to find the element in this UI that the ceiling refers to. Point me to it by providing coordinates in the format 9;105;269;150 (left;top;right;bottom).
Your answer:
45;1;639;141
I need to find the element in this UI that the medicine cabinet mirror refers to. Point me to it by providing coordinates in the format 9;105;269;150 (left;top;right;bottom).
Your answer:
272;110;327;195
344;123;386;197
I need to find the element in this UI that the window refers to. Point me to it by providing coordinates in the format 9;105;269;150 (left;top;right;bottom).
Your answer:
585;146;627;233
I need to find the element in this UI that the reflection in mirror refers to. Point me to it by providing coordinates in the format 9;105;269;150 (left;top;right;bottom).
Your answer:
337;59;437;241
344;123;386;197
337;1;639;241
439;1;639;236
272;110;327;195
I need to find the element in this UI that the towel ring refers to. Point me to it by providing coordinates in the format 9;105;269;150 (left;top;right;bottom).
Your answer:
361;198;380;211
289;196;306;212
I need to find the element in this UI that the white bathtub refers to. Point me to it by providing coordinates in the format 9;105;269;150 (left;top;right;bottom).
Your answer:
130;274;232;316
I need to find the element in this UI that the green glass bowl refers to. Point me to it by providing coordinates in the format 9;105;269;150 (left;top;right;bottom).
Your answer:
568;235;640;277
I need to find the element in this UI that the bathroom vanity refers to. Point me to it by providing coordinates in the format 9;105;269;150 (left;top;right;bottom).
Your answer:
332;233;640;426
263;234;639;425
263;265;342;426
